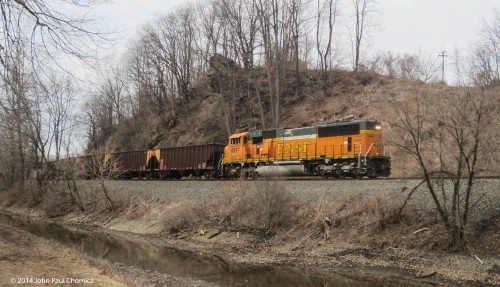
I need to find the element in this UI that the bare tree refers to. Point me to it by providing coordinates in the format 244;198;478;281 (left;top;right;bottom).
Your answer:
397;50;440;83
389;88;494;247
0;45;33;188
348;0;377;74
216;0;267;129
78;148;122;211
43;76;77;161
256;0;295;128
0;0;111;71
146;6;197;107
316;0;339;80
470;9;500;86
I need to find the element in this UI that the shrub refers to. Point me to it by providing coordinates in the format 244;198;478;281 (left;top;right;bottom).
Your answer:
159;202;207;233
325;190;405;236
218;180;298;230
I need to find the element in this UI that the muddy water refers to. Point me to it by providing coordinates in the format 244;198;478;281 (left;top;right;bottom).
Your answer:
0;213;420;287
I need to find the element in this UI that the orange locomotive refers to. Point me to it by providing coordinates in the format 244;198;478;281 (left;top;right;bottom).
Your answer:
222;119;391;178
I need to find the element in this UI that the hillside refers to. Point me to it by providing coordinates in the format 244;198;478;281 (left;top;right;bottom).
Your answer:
99;59;500;178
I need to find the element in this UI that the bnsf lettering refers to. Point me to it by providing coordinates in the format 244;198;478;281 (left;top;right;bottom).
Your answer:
276;142;310;155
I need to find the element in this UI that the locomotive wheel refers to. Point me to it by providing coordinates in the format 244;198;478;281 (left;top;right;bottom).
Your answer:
319;170;329;179
352;169;363;179
251;172;259;180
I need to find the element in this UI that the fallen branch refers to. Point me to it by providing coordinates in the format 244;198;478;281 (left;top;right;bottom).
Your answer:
208;225;227;239
414;271;437;279
467;245;484;265
412;227;429;235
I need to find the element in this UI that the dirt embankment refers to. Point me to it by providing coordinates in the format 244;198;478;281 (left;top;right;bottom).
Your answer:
1;179;499;286
0;221;127;286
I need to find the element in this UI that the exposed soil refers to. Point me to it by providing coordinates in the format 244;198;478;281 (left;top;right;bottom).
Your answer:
0;217;217;287
0;221;126;286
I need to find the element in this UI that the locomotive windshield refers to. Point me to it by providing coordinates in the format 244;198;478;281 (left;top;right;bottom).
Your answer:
365;121;382;130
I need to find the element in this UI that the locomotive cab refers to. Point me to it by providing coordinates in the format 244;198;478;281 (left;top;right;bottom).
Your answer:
224;132;250;163
223;132;252;177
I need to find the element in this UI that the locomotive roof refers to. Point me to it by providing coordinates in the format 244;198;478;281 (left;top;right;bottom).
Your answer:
229;132;249;139
245;119;380;139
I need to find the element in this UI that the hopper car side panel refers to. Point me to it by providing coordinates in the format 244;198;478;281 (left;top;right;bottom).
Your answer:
110;150;148;178
159;144;225;178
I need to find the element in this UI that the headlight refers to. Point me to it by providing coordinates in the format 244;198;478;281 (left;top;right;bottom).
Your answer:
375;125;382;130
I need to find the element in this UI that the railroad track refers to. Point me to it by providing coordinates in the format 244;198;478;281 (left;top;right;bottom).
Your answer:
109;175;500;182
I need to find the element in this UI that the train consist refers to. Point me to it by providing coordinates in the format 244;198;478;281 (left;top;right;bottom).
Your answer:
72;119;391;179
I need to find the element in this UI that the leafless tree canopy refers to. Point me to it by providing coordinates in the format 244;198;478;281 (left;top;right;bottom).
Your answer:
470;9;500;86
0;0;109;194
0;0;110;70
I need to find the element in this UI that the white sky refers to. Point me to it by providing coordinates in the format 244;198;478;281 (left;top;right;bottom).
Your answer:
91;0;498;76
375;0;498;54
95;0;498;51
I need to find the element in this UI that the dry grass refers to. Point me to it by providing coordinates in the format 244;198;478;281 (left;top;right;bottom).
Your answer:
329;190;404;233
158;202;207;233
302;190;464;250
218;180;299;230
303;190;414;245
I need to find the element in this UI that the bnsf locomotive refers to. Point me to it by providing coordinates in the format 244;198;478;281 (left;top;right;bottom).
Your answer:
223;119;390;178
72;119;391;179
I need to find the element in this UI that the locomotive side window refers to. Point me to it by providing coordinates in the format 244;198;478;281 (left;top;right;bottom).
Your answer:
263;129;276;139
243;137;247;144
252;136;263;144
318;124;360;137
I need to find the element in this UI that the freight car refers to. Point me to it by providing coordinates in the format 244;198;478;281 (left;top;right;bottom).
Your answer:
107;144;225;179
222;119;391;178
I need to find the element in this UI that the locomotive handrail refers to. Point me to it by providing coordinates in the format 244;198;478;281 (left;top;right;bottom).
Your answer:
364;143;375;163
356;143;362;169
218;155;224;172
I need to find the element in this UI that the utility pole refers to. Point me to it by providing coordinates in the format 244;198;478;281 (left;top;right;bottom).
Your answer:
438;51;447;84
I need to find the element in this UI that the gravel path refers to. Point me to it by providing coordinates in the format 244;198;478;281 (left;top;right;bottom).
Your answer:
81;178;499;222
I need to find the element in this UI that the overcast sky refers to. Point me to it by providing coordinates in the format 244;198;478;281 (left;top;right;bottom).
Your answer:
93;0;498;68
376;0;497;53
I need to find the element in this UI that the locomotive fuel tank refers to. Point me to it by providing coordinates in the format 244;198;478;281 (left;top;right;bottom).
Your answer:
254;161;308;177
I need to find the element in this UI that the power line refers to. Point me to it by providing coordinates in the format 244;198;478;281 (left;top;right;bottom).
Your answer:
438;51;447;84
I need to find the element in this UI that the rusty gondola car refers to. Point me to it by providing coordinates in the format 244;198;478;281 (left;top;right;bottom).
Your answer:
107;144;225;179
156;144;225;179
